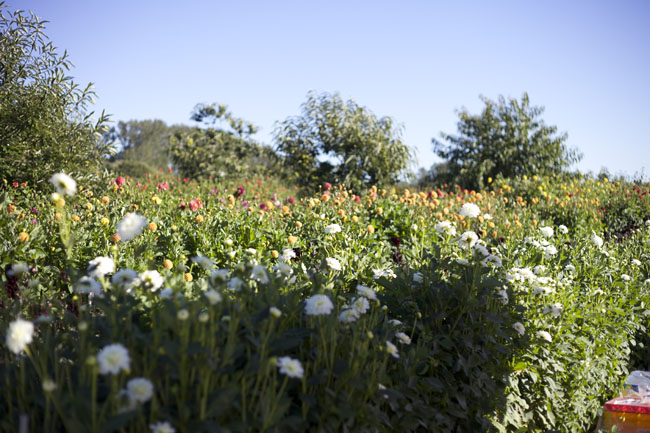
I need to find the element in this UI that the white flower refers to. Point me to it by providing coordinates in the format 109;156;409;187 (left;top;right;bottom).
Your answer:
111;269;139;291
150;421;175;433
482;213;492;220
75;276;103;296
324;223;342;234
277;356;304;378
251;265;270;284
204;289;222;305
274;262;293;277
139;270;163;292
386;341;399;358
176;309;189;321
591;232;604;248
127;377;154;403
281;248;296;262
558;225;568;234
117;213;147;241
532;286;553;295
338;309;359;323
435;221;457;236
198;311;209;322
395;332;411;345
6;318;34;354
496;289;509;305
533;265;546;275
459;203;480;218
512;322;525;336
373;268;397;279
543;245;558;259
227;277;245;291
351;297;370;315
42;378;57;393
245;248;257;255
482;255;503;268
564;264;576;274
209;269;229;286
325;257;342;271
540;226;554;238
87;256;115;279
632;259;642;266
543;302;563;318
356;285;377;300
269;307;282;318
458;231;478;249
97;344;130;375
473;244;490;257
304;294;334;316
622;274;632;281
456;258;469;266
412;272;424;283
192;255;214;270
389;319;403;326
536;330;552;343
49;172;77;196
8;263;30;278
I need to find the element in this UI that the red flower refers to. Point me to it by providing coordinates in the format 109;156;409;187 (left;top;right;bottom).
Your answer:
115;176;126;187
157;182;169;191
189;199;203;211
323;182;332;191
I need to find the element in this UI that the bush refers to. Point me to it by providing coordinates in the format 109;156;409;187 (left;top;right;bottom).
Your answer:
106;160;157;179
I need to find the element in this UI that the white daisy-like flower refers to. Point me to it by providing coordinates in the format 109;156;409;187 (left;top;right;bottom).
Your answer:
621;274;632;281
591;232;604;248
395;332;411;345
150;421;175;433
536;330;552;343
227;277;245;291
245;248;257;255
632;259;642;266
87;256;115;279
389;319;403;326
564;264;576;274
127;377;154;403
543;302;563;318
97;344;130;375
543;245;558;259
192;255;214;270
386;341;399;358
532;286;553;295
304;294;334;316
459;203;480;218
209;269;229;286
512;322;525;336
435;221;457;236
117;213;147;242
325;257;342;271
533;265;546;275
351;297;370;315
277;356;304;378
5;317;34;354
496;289;509;305
176;309;189;321
458;231;478;249
111;269;139;292
269;307;282;318
281;248;296;262
204;289;222;305
540;226;554;238
251;265;270;284
8;263;30;278
75;276;103;296
473;244;490;257
456;258;469;266
139;270;163;292
373;268;396;279
274;262;293;277
338;309;359;323
558;225;568;234
482;213;492;220
49;172;77;196
356;285;377;300
324;223;342;234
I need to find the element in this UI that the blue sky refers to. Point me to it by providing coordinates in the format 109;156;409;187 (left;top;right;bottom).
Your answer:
16;0;650;178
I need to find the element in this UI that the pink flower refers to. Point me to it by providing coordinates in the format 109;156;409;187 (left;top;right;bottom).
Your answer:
115;176;126;187
189;199;203;211
323;182;332;191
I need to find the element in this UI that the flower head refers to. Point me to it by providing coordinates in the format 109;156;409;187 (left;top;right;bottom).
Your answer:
338;309;359;323
558;225;568;234
356;285;377;300
6;318;34;354
192;255;214;270
150;421;175;433
591;232;604;248
386;341;399;358
204;289;222;305
127;377;154;403
277;356;304;378
395;332;411;345
87;256;115;279
139;270;163;292
435;221;457;236
325;257;342;271
75;276;103;296
49;172;77;196
459;203;480;218
112;269;139;291
536;330;552;343
97;344;130;375
540;226;554;238
251;265;270;284
512;322;525;336
305;294;334;316
117;213;147;241
458;231;478;249
324;223;342;234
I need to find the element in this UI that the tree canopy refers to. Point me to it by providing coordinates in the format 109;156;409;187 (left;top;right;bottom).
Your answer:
273;91;412;191
431;93;582;189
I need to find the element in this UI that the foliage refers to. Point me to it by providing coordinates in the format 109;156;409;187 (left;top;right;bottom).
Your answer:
105;159;157;179
0;3;111;189
274;91;413;192
431;93;582;190
1;172;650;432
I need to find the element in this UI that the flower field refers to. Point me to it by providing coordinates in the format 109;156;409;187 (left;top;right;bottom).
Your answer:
2;172;650;432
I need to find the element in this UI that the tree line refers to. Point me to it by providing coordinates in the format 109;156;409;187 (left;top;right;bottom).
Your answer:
1;3;582;193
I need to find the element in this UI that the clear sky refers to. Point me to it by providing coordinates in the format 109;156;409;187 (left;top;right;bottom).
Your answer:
15;0;650;178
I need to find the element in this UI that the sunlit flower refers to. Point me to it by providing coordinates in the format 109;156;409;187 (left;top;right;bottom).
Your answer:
269;307;282;318
7;263;29;278
473;244;489;257
325;257;342;271
533;265;546;275
543;245;558;259
632;259;641;266
150;421;175;433
305;294;334;316
621;274;632;281
338;309;359;323
192;255;214;270
251;265;270;284
536;330;552;343
97;343;130;375
591;232;604;248
277;356;304;378
75;276;103;296
6;317;34;354
558;225;568;234
356;285;377;300
245;248;257;255
274;262;293;277
87;256;115;279
325;223;342;234
395;332;411;345
459;203;480;218
512;322;525;336
111;269;139;291
351;297;370;315
458;231;478;249
543;302;563;317
139;270;163;292
435;221;457;236
49;172;77;196
373;268;396;279
281;248;296;262
127;377;154;403
204;289;222;305
386;341;399;358
117;213;147;241
540;226;554;238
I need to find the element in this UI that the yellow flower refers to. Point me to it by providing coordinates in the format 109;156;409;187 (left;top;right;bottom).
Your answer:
101;196;110;205
288;235;298;245
152;195;162;205
367;225;375;234
184;273;193;282
85;202;94;211
196;215;204;223
295;221;302;228
163;259;173;270
72;215;80;222
148;223;157;232
18;231;29;243
271;250;279;259
351;215;359;223
376;208;383;215
100;217;110;226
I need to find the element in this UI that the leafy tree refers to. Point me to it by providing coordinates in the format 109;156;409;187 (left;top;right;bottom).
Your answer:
273;91;412;191
169;103;279;180
431;93;582;190
0;3;111;189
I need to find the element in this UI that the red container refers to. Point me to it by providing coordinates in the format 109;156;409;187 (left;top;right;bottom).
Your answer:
599;397;650;432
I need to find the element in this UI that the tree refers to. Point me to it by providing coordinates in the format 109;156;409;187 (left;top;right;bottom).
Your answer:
0;4;111;189
103;119;178;169
273;91;412;191
431;93;582;190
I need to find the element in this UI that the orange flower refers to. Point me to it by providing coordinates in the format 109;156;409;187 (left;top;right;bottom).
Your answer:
288;235;298;245
101;196;110;205
112;233;122;242
148;223;158;231
271;250;279;259
367;225;375;234
163;259;173;270
184;273;193;282
18;231;29;243
196;215;204;223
